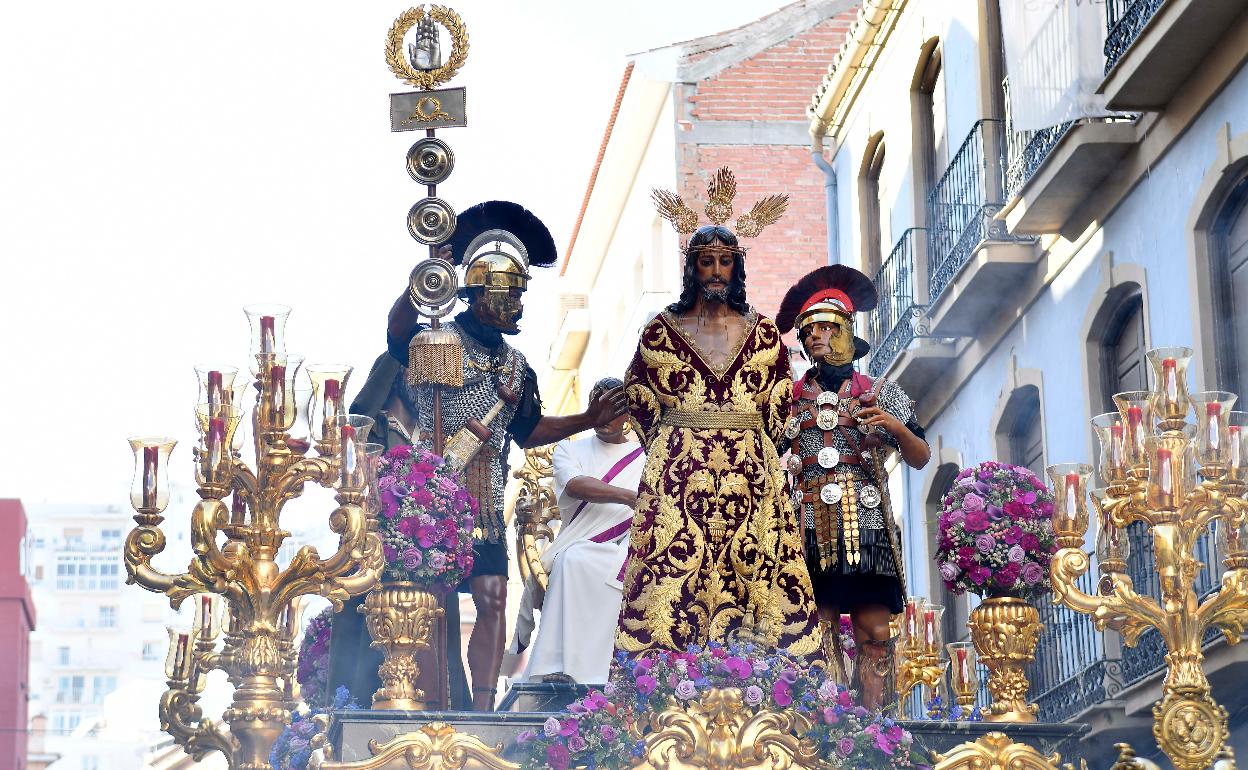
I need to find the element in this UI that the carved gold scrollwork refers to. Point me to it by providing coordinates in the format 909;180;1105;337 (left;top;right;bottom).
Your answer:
932;732;1062;770
512;446;560;607
363;584;444;709
320;723;519;770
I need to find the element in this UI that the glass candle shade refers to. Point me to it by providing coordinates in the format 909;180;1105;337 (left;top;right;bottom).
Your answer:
307;364;353;445
1047;463;1093;539
1217;512;1248;560
362;443;386;516
194;404;242;487
229;376;254;410
1091;412;1129;485
194;365;239;412
280;597;305;641
164;627;195;681
900;596;926;651
1145;433;1197;512
1147;347;1194;428
258;355;304;431
337;415;375;490
244;304;291;373
1113;391;1155;472
1191;392;1239;469
946;641;979;698
286;387;313;454
1091;487;1130;564
128;437;177;514
1228;412;1248;482
921;604;944;654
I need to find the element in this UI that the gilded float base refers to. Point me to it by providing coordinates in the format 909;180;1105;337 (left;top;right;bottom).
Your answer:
932;732;1062;770
363;583;445;711
1152;688;1229;770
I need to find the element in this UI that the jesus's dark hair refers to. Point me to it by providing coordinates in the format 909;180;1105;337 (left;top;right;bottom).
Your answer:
666;226;749;315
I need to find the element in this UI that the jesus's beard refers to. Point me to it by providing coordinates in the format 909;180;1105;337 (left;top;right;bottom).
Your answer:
701;284;729;303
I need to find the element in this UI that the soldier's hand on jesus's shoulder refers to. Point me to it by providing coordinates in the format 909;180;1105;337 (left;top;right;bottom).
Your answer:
856;406;903;435
586;386;628;427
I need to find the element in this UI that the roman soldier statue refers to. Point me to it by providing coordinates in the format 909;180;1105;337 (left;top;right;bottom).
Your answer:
775;265;930;711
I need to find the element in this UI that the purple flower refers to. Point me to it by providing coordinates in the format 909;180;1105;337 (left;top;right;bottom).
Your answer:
288;736;309;752
427;550;447;571
558;718;579;737
546;742;570;770
675;679;697;699
1008;545;1026;563
946;508;966;525
817;680;837;701
515;729;536;744
603;681;617;696
542;717;560;738
402;547;423;570
961;493;984;512
723;656;751;679
838;737;856;756
744;685;764;705
964;510;990;532
939;562;959;582
1022;562;1045;584
567;735;587;754
599;724;619;742
636;675;658;695
772;680;792;707
779;667;799;684
975;534;997;553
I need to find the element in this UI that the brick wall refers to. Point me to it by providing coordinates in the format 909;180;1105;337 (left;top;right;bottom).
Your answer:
688;15;855;122
675;12;856;337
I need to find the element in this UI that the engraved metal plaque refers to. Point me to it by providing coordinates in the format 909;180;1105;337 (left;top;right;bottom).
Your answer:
787;455;803;474
817;447;841;469
816;391;839;408
816;411;837;431
859;485;881;508
819;483;843;505
784;418;801;440
390;87;467;132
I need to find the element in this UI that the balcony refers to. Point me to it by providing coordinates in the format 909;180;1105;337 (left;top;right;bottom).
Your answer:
924;119;1038;337
865;228;956;394
1101;0;1248;111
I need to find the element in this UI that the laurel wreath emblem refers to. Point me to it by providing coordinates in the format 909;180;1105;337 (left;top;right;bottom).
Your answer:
385;6;469;91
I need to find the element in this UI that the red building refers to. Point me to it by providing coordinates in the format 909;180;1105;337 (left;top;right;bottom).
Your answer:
0;500;36;770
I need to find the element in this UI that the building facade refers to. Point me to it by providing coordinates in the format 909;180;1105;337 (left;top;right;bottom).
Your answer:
806;0;1248;763
0;500;36;770
543;0;859;412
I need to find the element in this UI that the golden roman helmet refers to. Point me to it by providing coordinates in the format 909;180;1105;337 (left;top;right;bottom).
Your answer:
776;265;879;364
448;201;558;293
463;229;531;292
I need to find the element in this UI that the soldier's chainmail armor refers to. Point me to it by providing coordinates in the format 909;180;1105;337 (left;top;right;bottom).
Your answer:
793;379;913;531
403;320;526;543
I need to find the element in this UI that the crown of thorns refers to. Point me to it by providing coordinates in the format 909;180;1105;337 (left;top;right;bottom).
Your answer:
651;167;789;254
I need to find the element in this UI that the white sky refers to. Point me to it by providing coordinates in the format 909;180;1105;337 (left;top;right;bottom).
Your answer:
0;1;791;506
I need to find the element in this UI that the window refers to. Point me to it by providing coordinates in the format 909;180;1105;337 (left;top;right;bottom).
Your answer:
56;676;85;704
54;556;121;591
51;711;83;734
91;675;117;704
859;133;887;276
142;641;161;662
1211;176;1248;395
913;39;948;218
58;646;70;665
82;757;100;770
1007;387;1045;479
98;605;117;628
1100;293;1147;409
62;527;84;550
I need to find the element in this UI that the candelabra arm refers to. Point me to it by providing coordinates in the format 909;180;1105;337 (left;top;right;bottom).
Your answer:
1197;568;1248;644
177;499;244;608
274;457;336;502
231;462;258;503
271;500;383;612
124;523;187;596
1188;487;1221;535
159;682;238;764
1051;548;1165;641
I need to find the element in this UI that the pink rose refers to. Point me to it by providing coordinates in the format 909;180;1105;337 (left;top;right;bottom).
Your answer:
1022;561;1045;584
961;493;985;512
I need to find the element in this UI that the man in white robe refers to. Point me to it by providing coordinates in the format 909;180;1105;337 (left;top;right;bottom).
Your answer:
510;377;644;684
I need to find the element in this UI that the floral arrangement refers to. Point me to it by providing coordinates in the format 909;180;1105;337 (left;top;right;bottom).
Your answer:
935;461;1057;599
295;607;333;710
920;693;983;722
376;445;476;587
515;643;928;770
269;686;356;770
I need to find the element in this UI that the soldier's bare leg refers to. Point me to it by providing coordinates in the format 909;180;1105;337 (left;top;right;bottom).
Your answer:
467;574;507;711
850;602;895;712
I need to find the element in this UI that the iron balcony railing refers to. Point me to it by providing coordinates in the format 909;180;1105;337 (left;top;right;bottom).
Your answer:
1105;0;1166;72
866;229;926;379
1027;567;1108;721
925;119;1033;304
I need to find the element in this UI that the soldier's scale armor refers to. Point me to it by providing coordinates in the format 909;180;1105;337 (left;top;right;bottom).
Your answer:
785;372;914;588
404;320;527;543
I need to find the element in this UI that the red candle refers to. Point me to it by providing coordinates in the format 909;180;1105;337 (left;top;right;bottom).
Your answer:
270;365;286;421
1109;422;1124;471
174;632;192;679
207;370;223;408
1064;472;1081;526
905;601;917;639
142;445;159;509
1127;405;1145;461
260;316;275;353
207;417;225;470
1206;402;1223;454
1163;357;1178;403
958;647;970;681
230;492;246;523
923;609;936;649
1156;448;1174;496
1231;426;1243;470
324;379;341;429
199;595;214;635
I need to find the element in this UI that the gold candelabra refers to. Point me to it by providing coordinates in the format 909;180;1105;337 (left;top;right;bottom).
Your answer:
124;304;384;770
896;597;949;716
1047;346;1248;770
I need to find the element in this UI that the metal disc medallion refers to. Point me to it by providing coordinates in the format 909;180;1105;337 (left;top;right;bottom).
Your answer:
816;391;840;408
792;488;804;509
406;138;455;185
817;447;840;469
819;483;843;505
784;418;801;440
787;454;803;474
407;197;457;244
859;485;881;508
816;411;837;431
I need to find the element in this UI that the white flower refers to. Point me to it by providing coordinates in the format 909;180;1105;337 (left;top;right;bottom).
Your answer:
543;717;560;738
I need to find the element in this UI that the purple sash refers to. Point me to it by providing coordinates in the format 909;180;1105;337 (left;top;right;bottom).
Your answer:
566;445;644;526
